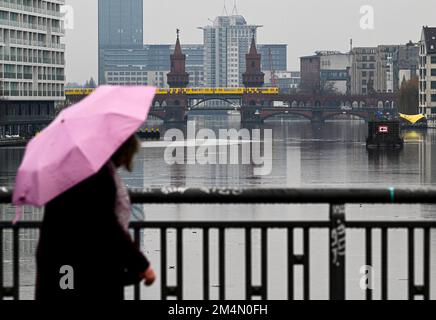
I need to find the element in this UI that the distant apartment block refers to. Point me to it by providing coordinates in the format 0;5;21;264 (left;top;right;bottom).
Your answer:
319;51;351;94
0;0;66;137
300;55;321;93
101;44;204;88
419;26;436;126
258;44;287;73
351;44;419;95
350;47;377;95
274;71;301;93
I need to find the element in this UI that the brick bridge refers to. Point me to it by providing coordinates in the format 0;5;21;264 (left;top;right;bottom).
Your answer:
149;92;397;123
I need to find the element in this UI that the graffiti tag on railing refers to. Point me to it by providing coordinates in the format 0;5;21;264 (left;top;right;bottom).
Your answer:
331;220;346;266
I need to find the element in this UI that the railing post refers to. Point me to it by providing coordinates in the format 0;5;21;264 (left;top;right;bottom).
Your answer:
329;204;346;300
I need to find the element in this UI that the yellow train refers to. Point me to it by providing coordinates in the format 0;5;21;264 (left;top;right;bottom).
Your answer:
156;87;279;95
65;87;279;96
65;88;95;96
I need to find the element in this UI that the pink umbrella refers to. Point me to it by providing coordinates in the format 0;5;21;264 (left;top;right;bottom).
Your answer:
13;85;156;216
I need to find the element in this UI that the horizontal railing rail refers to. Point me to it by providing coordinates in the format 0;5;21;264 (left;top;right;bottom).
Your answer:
3;187;436;204
1;187;436;301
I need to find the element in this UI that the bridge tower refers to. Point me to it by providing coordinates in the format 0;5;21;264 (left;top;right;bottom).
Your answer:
242;33;265;88
167;29;190;88
162;30;189;123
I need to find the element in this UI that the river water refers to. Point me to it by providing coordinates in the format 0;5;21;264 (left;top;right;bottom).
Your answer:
1;116;435;300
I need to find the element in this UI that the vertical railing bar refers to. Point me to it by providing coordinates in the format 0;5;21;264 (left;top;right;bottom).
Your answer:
245;228;252;301
329;204;346;300
160;228;167;300
13;226;19;300
133;227;141;301
176;228;183;300
365;228;373;301
303;228;310;301
381;228;388;301
203;228;210;301
287;227;294;300
423;228;430;300
219;228;225;301
261;228;268;300
0;228;3;300
408;228;414;301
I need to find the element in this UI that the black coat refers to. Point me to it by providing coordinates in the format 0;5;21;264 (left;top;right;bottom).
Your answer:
35;165;150;300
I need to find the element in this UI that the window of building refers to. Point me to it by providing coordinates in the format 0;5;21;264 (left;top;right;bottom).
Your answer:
432;69;436;77
432;56;436;64
432;94;436;102
432;81;436;89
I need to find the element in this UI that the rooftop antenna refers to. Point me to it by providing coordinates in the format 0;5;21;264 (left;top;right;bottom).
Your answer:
232;0;239;15
176;28;180;39
222;0;228;16
349;38;353;52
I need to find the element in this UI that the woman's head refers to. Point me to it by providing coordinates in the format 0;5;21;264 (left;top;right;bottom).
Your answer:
111;135;140;172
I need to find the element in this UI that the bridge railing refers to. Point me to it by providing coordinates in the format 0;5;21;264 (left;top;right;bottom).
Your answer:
1;187;436;300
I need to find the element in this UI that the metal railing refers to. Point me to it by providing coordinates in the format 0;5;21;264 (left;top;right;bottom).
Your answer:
1;187;436;300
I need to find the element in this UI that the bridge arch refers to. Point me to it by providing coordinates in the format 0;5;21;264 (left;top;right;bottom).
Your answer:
146;113;166;122
377;100;384;108
323;112;367;121
190;97;238;109
385;100;392;108
262;110;313;122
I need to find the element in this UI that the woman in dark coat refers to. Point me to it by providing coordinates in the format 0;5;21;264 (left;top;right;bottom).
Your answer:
35;136;155;300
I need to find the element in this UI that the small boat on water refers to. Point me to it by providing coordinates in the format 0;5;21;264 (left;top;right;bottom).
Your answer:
366;120;404;150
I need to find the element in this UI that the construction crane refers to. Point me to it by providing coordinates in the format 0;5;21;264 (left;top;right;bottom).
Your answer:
268;48;278;87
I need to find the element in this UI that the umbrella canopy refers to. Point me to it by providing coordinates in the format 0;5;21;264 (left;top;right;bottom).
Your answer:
13;85;156;207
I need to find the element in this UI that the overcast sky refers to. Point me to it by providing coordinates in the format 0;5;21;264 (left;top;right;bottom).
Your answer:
64;0;436;84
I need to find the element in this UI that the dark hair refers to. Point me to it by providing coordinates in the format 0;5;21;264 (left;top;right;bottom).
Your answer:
111;135;140;172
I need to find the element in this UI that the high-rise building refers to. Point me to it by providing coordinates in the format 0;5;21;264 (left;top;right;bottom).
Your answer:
98;0;143;84
0;0;66;137
201;15;261;87
419;26;436;126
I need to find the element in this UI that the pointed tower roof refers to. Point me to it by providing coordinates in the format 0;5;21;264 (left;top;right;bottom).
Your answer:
173;29;183;56
249;34;258;55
